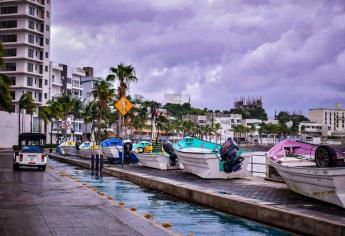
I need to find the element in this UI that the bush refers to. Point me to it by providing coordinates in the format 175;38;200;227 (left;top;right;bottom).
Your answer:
12;145;19;151
43;144;56;148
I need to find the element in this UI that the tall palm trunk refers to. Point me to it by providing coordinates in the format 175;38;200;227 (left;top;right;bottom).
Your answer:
50;120;53;144
30;114;33;133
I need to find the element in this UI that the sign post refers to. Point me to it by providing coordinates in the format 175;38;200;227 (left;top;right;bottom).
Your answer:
115;96;133;168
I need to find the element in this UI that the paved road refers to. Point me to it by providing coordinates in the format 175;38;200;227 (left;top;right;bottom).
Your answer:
0;151;172;236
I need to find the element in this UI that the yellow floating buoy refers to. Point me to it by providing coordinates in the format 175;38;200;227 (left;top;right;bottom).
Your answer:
98;192;105;196
144;213;153;219
130;207;137;212
92;188;97;192
161;222;172;228
107;196;113;200
188;234;195;236
118;202;125;207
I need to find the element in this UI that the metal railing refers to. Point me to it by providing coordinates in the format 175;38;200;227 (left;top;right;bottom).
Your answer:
247;152;267;177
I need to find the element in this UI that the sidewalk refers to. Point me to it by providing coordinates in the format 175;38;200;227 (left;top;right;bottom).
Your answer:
0;152;173;236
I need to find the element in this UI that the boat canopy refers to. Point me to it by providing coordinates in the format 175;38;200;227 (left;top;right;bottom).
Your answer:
101;138;123;147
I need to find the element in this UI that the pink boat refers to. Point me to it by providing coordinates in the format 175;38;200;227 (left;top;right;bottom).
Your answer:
268;140;345;208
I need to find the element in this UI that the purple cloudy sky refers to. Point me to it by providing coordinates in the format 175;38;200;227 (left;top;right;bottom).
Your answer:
51;0;345;117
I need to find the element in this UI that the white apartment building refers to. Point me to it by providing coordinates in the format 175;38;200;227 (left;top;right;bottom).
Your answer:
49;62;85;141
309;103;345;135
80;67;101;103
298;121;331;144
0;0;51;147
214;113;242;142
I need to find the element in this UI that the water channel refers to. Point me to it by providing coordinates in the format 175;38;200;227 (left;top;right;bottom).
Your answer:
49;159;291;236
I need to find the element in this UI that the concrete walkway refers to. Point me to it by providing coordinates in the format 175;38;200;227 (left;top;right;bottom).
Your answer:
0;151;173;236
49;153;345;236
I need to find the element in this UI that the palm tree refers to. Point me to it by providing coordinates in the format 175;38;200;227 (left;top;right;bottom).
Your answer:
18;92;36;134
142;100;161;140
82;101;98;141
92;80;114;142
106;63;137;98
106;63;138;137
0;43;12;113
38;106;52;143
47;100;63;144
213;123;221;143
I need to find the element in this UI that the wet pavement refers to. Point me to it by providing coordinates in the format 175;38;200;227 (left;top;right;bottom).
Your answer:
0;151;173;236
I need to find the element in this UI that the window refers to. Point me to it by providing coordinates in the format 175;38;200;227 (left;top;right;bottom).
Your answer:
28;48;34;58
29;6;35;16
45;24;49;31
39;65;43;74
45;65;48;72
39;51;43;60
4;48;16;57
46;11;50;18
38;79;42;88
44;79;48;85
44;93;47;99
9;77;16;85
28;34;34;44
0;20;17;29
0;34;17;42
28;20;35;29
27;63;33;72
27;77;33;86
1;6;18;15
10;91;15;100
45;38;49;45
45;51;48;58
47;0;50;5
3;63;16;71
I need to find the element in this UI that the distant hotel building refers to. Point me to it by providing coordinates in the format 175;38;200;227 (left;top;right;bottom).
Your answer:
164;93;190;105
0;0;51;112
308;103;345;135
0;0;51;136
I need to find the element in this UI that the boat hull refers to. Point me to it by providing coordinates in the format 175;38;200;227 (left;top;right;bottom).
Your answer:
102;146;121;159
270;160;345;208
175;149;249;179
136;153;181;170
79;149;102;159
59;146;76;156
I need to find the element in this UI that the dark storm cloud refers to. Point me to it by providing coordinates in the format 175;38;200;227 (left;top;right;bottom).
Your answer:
51;0;345;116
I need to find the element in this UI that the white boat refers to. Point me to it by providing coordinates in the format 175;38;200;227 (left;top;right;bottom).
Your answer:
58;141;76;155
174;137;250;179
268;139;345;208
136;152;181;170
78;142;101;159
100;138;123;159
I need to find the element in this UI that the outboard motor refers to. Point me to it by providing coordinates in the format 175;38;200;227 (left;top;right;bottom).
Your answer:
220;138;244;173
124;141;133;163
163;142;178;166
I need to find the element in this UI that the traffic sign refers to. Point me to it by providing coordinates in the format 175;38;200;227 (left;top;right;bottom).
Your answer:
61;120;71;129
115;96;133;116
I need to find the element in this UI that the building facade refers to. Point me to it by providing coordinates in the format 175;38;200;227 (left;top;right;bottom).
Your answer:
308;103;345;136
214;113;242;142
49;62;85;141
164;93;190;105
0;0;51;113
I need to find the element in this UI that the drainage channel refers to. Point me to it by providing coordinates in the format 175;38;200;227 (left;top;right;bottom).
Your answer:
49;159;291;236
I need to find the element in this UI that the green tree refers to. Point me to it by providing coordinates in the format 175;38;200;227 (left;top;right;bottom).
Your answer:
82;101;98;141
47;100;63;144
38;106;52;143
92;80;114;142
18;92;36;134
0;42;12;112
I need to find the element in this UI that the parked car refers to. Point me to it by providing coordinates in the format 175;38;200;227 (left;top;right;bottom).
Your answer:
13;133;47;171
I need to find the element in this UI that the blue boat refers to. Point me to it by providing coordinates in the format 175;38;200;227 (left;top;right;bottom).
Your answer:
173;137;250;179
101;138;138;163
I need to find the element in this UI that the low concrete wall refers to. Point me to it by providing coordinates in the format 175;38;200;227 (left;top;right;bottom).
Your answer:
48;154;345;236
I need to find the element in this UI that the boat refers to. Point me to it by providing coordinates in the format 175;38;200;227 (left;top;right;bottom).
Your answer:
57;140;76;155
173;137;250;179
134;141;182;170
101;138;138;163
101;137;123;160
78;141;101;158
268;139;345;208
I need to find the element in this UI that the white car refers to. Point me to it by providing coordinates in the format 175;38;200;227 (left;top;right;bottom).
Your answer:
13;133;47;171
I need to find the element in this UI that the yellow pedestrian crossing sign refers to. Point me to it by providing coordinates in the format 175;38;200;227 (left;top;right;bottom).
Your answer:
115;96;133;116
